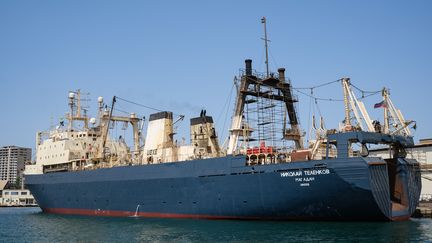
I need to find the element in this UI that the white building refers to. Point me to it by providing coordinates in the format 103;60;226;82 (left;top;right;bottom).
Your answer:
0;189;37;206
0;146;31;186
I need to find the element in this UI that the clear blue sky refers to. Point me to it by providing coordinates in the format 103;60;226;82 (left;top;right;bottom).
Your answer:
1;0;431;152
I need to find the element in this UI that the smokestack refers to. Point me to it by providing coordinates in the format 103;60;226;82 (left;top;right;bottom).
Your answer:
278;68;286;82
245;59;252;76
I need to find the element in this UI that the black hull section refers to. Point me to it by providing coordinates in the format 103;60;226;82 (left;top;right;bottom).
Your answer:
25;156;421;221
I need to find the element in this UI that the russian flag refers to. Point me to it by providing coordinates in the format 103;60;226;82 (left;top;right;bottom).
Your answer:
374;100;387;109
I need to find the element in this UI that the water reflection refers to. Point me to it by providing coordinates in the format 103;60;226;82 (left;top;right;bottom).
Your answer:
1;208;431;242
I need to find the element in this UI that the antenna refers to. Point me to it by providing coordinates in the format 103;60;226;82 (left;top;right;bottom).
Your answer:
261;17;270;77
68;92;75;131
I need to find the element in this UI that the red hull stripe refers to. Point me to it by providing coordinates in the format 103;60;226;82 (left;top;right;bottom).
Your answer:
42;208;260;220
42;208;411;221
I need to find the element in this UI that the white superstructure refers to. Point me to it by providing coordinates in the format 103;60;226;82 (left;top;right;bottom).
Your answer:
25;91;133;175
24;90;224;175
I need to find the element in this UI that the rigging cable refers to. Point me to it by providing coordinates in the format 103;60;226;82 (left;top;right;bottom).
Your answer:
358;91;381;100
216;83;235;141
314;98;324;120
292;77;381;102
268;49;280;73
350;82;381;94
307;88;313;143
106;106;143;118
295;89;344;102
115;96;184;117
216;83;235;124
293;79;342;90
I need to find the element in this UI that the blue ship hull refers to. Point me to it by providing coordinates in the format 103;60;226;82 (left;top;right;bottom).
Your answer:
25;155;421;221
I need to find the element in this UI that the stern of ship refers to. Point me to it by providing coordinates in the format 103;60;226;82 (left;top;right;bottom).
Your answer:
369;157;421;221
329;131;421;221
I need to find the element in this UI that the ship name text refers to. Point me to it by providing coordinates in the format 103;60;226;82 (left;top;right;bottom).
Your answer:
280;169;330;178
280;169;330;187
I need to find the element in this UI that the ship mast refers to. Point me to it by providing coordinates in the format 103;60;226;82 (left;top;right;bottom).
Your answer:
261;17;270;77
68;92;75;131
66;90;90;131
100;96;116;159
227;17;304;155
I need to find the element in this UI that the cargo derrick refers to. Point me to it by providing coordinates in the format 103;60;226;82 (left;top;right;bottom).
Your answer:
228;17;304;163
227;59;304;162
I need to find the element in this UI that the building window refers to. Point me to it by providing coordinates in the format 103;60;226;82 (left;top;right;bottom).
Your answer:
21;192;28;195
11;192;19;195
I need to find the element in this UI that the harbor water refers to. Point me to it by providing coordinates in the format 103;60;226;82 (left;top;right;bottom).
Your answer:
1;207;432;242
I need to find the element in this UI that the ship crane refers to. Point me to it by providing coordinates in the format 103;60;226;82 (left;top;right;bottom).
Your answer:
381;88;415;136
341;78;375;132
310;115;327;160
99;96;143;162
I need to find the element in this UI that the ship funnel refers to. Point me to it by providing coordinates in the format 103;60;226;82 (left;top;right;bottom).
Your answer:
143;111;174;163
190;111;220;157
245;59;252;76
278;68;286;82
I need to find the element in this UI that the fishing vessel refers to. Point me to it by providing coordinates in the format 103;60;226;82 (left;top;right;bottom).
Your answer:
24;18;421;221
